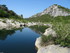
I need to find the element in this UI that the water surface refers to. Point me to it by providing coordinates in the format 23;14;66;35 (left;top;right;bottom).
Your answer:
0;27;40;53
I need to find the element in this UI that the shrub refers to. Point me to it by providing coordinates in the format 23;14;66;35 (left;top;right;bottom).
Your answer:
2;20;6;23
41;35;53;43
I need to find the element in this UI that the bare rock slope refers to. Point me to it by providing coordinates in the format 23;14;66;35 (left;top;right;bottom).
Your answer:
31;4;70;17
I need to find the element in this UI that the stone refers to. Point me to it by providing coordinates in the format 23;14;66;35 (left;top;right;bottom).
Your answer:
37;45;70;53
0;18;24;30
43;28;56;37
35;37;70;53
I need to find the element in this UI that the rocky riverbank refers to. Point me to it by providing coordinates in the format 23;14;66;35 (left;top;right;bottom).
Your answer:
0;18;24;30
35;36;70;53
35;27;70;53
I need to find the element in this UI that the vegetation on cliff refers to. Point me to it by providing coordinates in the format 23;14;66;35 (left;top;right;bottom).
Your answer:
0;5;25;22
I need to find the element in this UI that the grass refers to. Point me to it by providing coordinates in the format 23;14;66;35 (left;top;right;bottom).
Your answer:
41;35;53;43
41;22;70;47
41;35;55;46
52;22;70;47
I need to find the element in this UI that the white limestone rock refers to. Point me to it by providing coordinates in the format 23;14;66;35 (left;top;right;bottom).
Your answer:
35;37;70;53
43;28;56;37
0;21;7;29
37;45;70;53
0;18;24;30
35;37;42;49
31;4;70;17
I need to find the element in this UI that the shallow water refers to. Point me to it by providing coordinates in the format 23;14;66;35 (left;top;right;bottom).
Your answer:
0;27;40;53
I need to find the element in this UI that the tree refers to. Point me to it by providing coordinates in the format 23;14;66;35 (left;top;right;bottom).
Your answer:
21;14;23;18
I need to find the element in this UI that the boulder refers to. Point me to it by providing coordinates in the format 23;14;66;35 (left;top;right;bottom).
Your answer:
35;37;70;53
43;28;56;37
37;45;70;53
35;37;42;49
0;19;24;30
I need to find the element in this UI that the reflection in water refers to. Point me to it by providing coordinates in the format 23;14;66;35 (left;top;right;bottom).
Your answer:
0;30;15;40
29;25;49;35
0;27;40;53
0;28;23;40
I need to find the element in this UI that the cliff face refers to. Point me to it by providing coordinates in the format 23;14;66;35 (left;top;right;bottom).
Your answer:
31;4;70;17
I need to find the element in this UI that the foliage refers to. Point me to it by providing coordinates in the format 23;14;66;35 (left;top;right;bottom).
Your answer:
41;35;53;43
2;20;6;23
0;5;25;22
52;22;70;47
26;14;53;22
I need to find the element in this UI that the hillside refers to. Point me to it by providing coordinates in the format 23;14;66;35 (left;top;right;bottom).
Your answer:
26;4;70;23
30;4;70;18
26;4;70;48
0;5;25;30
26;14;70;23
0;5;24;22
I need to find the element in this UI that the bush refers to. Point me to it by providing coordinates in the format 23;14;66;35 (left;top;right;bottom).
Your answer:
2;20;6;23
52;22;70;47
41;35;53;43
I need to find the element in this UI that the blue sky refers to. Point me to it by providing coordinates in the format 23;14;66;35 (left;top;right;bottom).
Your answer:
0;0;70;18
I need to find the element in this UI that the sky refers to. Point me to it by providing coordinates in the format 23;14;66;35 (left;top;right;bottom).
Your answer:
0;0;70;18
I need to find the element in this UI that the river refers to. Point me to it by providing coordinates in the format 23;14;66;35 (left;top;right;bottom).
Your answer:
0;27;40;53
